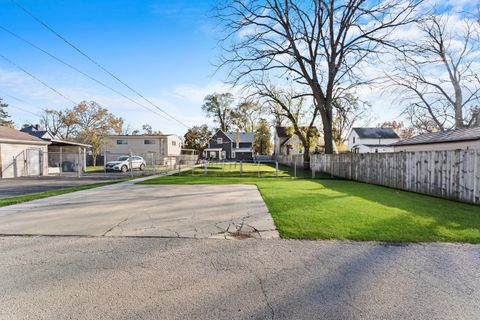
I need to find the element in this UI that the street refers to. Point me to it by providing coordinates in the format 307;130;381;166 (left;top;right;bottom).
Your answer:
1;237;478;320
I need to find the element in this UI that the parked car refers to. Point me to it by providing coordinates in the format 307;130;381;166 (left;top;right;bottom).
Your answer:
105;155;146;172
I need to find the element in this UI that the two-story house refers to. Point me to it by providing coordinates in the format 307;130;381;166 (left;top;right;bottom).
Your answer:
203;130;254;161
348;127;400;153
103;134;182;163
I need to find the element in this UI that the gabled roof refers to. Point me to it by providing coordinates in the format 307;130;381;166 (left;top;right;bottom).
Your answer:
394;127;480;146
225;131;254;143
275;127;290;138
352;127;399;139
20;125;55;140
0;126;50;144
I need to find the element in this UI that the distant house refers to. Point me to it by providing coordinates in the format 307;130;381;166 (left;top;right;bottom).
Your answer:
103;134;182;164
393;127;480;152
0;126;50;178
21;125;91;173
203;130;254;161
274;126;322;156
348;127;400;153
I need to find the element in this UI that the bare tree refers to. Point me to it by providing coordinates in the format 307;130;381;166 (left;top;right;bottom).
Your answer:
390;14;480;131
40;108;78;139
231;100;263;132
332;93;371;146
217;0;422;153
256;81;319;166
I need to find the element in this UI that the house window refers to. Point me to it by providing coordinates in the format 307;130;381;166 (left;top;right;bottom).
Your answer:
116;140;128;145
217;138;223;144
172;141;176;146
144;140;155;145
232;151;236;158
353;137;356;144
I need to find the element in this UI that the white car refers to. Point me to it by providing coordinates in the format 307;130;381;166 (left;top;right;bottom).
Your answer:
105;155;146;172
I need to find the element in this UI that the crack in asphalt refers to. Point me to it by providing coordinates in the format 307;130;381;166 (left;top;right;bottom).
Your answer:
102;217;130;236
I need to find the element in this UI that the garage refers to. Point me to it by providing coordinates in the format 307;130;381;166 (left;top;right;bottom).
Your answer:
0;126;49;179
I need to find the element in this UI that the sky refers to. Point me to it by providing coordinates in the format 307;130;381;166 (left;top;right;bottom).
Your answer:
0;0;476;136
0;0;231;135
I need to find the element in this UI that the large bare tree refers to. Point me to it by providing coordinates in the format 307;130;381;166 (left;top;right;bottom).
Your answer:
217;0;422;153
255;81;319;165
390;14;480;132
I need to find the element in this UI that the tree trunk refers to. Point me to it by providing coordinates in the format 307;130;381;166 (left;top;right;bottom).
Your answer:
92;154;97;167
321;110;334;154
303;151;310;170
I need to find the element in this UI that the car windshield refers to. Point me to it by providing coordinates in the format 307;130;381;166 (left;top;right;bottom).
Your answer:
117;156;129;161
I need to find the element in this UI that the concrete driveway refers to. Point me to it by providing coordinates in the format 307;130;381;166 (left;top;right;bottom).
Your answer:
0;181;278;239
0;237;478;320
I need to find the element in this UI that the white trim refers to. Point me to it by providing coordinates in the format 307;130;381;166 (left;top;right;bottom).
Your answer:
0;138;50;145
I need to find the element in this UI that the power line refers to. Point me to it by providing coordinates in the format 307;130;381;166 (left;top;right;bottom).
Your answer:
0;24;171;122
7;103;42;117
0;53;77;105
12;0;190;129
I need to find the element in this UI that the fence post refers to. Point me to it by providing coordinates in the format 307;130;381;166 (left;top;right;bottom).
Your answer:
178;162;181;176
204;161;208;175
222;160;225;176
129;152;133;178
240;161;243;176
77;146;81;178
103;147;107;176
275;161;279;177
294;159;297;178
257;160;260;177
59;146;63;176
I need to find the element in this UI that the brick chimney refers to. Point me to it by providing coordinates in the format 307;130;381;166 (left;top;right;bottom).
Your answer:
236;130;240;149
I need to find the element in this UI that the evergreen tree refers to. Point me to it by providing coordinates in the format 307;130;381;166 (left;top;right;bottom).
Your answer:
0;98;14;128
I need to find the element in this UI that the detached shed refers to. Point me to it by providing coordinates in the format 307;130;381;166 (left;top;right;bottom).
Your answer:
0;126;50;178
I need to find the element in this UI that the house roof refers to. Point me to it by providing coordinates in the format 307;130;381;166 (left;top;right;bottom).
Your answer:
352;127;400;139
20;125;58;140
275;127;290;138
360;144;395;148
224;131;254;143
50;139;91;148
0;126;50;144
107;134;174;138
394;127;480;146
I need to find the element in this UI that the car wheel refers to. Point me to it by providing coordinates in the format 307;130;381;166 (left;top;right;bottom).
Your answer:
121;165;128;173
139;164;145;171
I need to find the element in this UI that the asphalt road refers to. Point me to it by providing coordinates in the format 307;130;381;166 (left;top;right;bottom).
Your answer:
0;237;478;320
0;175;124;198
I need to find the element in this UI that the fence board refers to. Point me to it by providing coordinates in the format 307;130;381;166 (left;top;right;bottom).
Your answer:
311;150;480;205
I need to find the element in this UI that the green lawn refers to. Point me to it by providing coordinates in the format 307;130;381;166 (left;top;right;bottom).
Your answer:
140;164;480;243
0;179;128;208
85;166;104;173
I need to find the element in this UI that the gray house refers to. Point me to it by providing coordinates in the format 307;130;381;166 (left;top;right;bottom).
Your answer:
393;127;480;152
203;130;254;161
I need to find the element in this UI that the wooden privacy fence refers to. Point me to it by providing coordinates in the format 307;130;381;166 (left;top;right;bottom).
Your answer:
274;155;304;167
311;150;480;205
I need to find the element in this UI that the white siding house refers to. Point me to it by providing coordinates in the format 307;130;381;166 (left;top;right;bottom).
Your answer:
0;126;50;178
348;128;400;153
103;134;182;163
